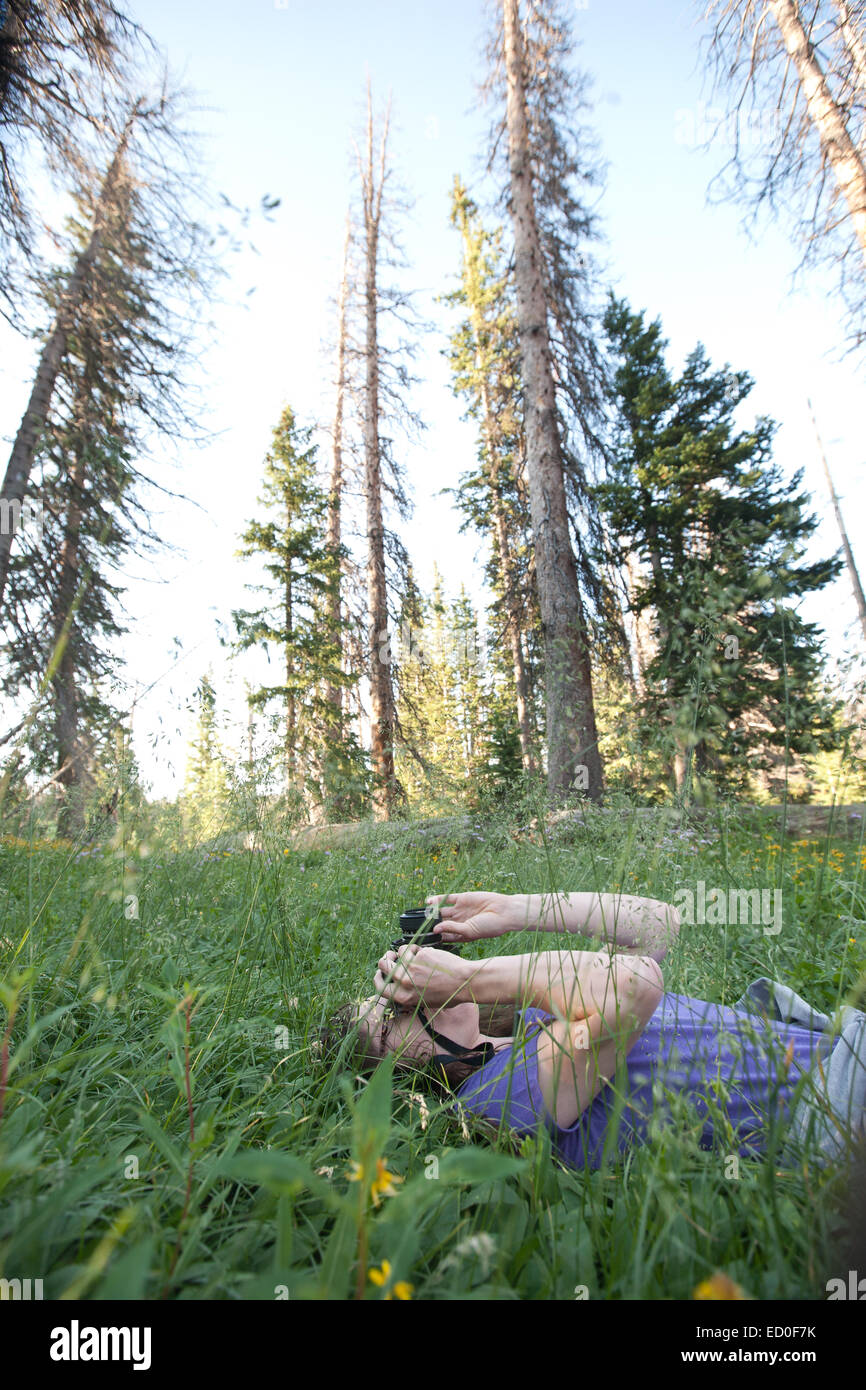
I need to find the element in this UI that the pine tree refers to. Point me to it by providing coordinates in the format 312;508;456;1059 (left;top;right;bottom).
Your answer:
393;568;474;810
449;585;487;782
1;92;216;613
486;0;612;800
392;564;431;807
233;406;365;820
1;97;215;831
0;110;136;609
600;295;844;799
357;83;397;818
444;178;539;771
183;672;230;843
0;0;136;297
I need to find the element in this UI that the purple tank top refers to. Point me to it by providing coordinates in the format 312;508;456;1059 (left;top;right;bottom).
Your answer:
453;992;825;1169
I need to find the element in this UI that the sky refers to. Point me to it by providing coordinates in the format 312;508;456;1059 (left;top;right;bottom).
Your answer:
1;0;864;799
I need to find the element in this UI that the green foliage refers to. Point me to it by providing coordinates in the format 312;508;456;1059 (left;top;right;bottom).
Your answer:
182;672;230;844
233;406;367;819
599;296;845;802
442;179;542;769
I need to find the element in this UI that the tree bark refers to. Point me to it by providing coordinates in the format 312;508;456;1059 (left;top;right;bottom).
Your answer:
643;513;689;794
0;112;137;610
836;0;866;103
625;552;655;700
809;398;866;644
770;0;866;262
51;444;90;838
285;554;295;790
501;0;602;801
358;84;397;819
324;216;350;726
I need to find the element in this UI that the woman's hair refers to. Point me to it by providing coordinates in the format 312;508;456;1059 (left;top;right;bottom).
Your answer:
318;1001;517;1093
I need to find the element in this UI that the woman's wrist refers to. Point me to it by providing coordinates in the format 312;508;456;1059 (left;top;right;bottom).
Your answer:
519;892;568;932
459;956;517;1007
508;893;535;931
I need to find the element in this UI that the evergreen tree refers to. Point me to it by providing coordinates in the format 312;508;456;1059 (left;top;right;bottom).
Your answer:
0;0;137;300
449;585;486;782
443;178;540;771
182;672;229;842
1;95;216;831
483;0;618;800
473;695;524;807
394;568;478;810
600;295;844;800
233;406;366;820
392;564;430;807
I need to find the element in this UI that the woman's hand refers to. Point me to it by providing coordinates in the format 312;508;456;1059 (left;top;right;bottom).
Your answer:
374;945;470;1010
425;891;525;942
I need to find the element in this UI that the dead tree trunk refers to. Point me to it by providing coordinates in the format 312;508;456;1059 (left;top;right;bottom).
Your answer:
501;0;602;801
325;216;350;726
769;0;866;262
357;84;397;819
809;398;866;643
836;1;866;101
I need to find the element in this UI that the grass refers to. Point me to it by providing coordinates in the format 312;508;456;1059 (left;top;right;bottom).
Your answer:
0;799;864;1300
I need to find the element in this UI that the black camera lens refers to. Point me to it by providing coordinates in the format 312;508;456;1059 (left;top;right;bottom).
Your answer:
391;906;461;954
398;907;439;935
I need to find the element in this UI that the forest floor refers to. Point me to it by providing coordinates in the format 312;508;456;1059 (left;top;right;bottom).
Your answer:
1;803;864;1299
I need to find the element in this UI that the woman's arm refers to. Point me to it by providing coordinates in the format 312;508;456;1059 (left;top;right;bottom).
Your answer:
431;891;681;962
461;946;665;1128
376;941;661;1022
459;945;664;1021
535;952;664;1127
521;892;680;963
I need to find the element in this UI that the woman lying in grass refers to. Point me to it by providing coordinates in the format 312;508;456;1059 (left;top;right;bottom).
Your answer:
326;891;865;1170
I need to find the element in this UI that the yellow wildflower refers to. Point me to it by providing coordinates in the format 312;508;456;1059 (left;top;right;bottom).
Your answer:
346;1157;402;1207
369;1260;414;1300
371;1157;402;1206
693;1272;747;1300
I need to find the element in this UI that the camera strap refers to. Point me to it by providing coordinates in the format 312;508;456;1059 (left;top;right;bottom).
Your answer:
416;1007;496;1073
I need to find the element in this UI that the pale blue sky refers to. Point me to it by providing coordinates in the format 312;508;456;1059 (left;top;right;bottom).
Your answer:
1;0;863;797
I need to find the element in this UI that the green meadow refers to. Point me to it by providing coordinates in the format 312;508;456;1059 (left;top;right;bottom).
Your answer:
1;803;864;1301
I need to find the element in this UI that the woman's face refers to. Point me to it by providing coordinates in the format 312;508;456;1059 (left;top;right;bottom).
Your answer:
355;996;480;1064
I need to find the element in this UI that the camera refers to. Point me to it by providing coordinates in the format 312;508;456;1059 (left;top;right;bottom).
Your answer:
391;906;462;955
